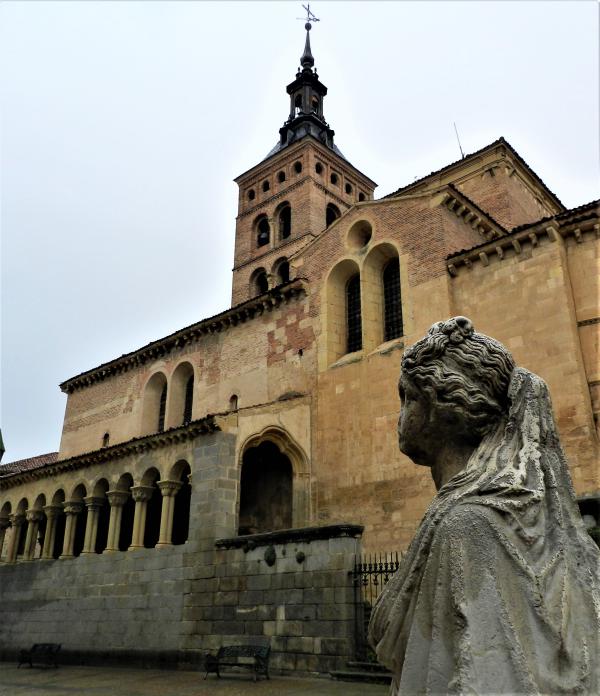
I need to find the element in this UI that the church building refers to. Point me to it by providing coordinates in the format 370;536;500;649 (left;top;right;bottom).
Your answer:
1;22;598;674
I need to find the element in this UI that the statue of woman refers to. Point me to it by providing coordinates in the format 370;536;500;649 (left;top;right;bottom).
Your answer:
368;317;599;695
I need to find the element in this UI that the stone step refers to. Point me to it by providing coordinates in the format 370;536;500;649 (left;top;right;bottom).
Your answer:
346;661;390;673
330;669;393;684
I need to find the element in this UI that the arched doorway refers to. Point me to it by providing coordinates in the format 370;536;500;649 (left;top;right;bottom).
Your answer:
238;441;293;535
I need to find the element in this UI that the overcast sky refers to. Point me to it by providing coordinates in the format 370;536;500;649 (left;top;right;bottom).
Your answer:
1;1;598;463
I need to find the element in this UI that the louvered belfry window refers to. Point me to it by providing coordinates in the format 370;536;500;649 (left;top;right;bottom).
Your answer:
383;259;403;341
346;274;362;353
183;375;194;424
158;384;167;432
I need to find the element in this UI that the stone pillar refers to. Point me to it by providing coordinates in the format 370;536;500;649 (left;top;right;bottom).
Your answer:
156;480;182;547
81;496;104;554
41;505;62;559
24;510;44;561
105;490;129;552
0;517;11;561
129;486;154;550
60;501;83;559
5;513;25;563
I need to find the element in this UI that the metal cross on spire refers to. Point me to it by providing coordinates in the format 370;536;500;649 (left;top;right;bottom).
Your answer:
297;4;320;25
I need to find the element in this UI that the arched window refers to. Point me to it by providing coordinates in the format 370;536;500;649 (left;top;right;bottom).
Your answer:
142;372;168;435
250;268;269;296
278;203;292;240
102;433;110;448
170;461;192;546
383;259;403;340
293;161;302;174
248;189;256;201
142;468;161;549
183;375;194;424
326;203;341;228
238;441;293;535
277;171;286;183
229;394;239;411
346;274;362;353
256;216;270;247
358;192;366;202
262;180;270;192
276;260;290;285
158;384;167;432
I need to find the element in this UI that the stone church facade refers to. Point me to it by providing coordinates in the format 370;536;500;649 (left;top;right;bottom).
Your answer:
1;25;598;673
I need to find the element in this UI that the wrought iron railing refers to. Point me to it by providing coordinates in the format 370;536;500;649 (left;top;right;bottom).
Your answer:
350;551;402;661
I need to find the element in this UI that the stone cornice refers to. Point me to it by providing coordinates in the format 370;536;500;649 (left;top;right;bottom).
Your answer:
446;208;599;277
440;185;507;241
215;523;364;550
0;416;219;491
60;279;308;393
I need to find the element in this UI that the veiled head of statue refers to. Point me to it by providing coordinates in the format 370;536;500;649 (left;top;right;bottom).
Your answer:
398;317;516;463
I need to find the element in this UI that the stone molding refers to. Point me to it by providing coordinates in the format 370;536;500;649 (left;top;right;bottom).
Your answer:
25;509;44;523
84;496;105;510
215;523;364;550
43;504;62;519
0;416;219;491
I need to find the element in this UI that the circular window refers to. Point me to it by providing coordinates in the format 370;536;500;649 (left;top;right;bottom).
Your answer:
358;192;366;202
262;180;270;192
347;220;373;250
294;161;303;174
277;171;286;183
345;183;353;195
248;189;256;201
330;173;339;185
315;162;323;175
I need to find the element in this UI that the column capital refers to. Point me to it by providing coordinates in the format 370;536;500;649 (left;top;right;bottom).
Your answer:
157;479;183;497
9;512;25;526
84;495;105;511
131;485;154;503
26;509;44;523
107;490;130;507
0;517;10;531
63;501;83;516
43;504;62;518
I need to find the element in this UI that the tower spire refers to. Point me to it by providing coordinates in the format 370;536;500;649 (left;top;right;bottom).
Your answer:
300;22;315;70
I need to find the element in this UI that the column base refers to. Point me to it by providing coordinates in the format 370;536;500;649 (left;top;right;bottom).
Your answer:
102;548;119;554
59;554;75;560
128;544;145;551
155;541;172;548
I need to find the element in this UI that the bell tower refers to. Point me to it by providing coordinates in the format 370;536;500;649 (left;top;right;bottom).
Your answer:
231;20;377;307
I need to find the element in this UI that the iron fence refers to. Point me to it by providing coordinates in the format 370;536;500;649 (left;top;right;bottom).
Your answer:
350;551;402;661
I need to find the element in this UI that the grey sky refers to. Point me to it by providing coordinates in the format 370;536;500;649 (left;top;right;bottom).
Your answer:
1;1;598;463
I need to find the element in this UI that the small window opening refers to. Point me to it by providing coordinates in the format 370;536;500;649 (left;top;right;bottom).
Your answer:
278;204;292;240
262;180;270;192
294;94;302;110
277;261;290;285
255;271;269;295
358;192;366;202
183;375;194;424
257;217;270;247
102;433;110;448
330;173;339;185
383;259;403;341
158;384;167;433
248;189;256;201
346;274;362;353
326;203;341;228
311;96;319;112
345;183;353;194
229;394;239;411
294;161;302;174
277;171;286;183
315;162;323;175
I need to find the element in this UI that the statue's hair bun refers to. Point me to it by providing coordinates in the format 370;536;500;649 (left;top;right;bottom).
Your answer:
428;316;474;344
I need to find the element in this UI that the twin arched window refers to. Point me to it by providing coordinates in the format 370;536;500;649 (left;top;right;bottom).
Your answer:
142;364;195;435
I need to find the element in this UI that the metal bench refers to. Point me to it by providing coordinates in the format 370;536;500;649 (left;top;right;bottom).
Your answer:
18;643;61;668
204;644;270;681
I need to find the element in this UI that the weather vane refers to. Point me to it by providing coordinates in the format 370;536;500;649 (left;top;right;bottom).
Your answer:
297;4;320;25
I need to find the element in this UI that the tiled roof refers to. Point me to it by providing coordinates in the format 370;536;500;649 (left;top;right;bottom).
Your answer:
383;137;565;210
0;452;58;477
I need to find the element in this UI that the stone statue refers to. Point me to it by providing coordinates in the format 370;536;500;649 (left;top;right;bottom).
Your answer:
368;317;600;695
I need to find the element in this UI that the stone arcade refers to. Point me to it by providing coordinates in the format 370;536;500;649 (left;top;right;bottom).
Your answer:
1;22;599;675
